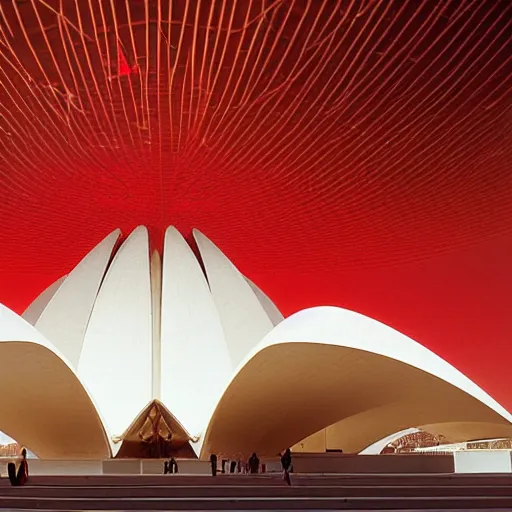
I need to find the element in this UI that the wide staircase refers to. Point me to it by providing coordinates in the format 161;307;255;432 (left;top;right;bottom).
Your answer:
2;473;512;510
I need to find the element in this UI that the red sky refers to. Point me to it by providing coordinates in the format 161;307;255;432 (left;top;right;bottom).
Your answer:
0;1;511;410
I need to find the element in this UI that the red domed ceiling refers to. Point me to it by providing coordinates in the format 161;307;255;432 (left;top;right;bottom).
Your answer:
1;1;511;408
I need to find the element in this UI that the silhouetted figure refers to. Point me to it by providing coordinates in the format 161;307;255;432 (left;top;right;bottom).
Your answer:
163;461;169;474
169;457;178;474
7;463;17;485
210;453;218;476
281;448;292;470
8;448;28;487
248;453;259;474
221;459;227;473
281;448;292;486
230;460;237;473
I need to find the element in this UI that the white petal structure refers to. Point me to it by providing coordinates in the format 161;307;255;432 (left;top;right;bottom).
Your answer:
201;307;512;457
77;226;153;447
245;277;284;327
150;250;162;400
193;229;274;368
161;227;231;438
35;230;120;368
359;428;421;455
22;275;66;325
1;227;511;460
0;305;109;459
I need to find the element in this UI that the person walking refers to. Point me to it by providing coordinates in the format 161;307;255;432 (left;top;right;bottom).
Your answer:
281;448;292;486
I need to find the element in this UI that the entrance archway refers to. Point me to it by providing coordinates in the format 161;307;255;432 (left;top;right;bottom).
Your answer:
115;401;196;458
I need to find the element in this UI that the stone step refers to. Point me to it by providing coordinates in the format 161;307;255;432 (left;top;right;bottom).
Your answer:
4;473;512;487
3;483;512;498
3;494;512;510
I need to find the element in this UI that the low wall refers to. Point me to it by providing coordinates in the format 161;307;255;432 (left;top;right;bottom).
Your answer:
141;459;211;475
454;451;512;473
14;458;212;476
28;459;103;476
103;459;142;475
292;453;455;474
4;452;512;476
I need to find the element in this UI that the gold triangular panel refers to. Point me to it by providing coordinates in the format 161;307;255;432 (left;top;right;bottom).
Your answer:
116;400;196;458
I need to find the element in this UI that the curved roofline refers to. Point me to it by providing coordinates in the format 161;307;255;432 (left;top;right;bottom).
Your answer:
201;306;512;457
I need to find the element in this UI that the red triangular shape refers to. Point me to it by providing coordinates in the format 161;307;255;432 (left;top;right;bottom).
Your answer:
117;42;135;76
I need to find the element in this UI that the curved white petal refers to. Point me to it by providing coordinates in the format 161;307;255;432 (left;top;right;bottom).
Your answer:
300;416;512;455
293;400;512;455
22;275;66;325
77;226;153;444
150;250;162;400
253;306;511;420
202;306;512;457
245;277;284;326
160;227;231;437
35;230;120;368
193;229;274;369
0;304;109;459
359;427;421;455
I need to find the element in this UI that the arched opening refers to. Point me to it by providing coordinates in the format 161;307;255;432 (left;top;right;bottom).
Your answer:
294;421;512;456
0;431;18;457
0;431;36;458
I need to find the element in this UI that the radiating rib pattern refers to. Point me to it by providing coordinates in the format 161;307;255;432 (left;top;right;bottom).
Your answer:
0;0;511;409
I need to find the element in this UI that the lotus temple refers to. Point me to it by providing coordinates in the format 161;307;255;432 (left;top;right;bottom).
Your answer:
0;3;512;502
2;225;512;462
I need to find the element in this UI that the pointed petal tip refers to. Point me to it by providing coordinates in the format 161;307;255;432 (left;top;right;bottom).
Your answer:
192;228;208;242
164;225;180;236
122;226;149;244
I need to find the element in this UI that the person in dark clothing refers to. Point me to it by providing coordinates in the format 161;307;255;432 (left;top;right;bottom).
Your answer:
281;448;292;486
8;448;28;486
281;448;292;471
169;457;178;474
229;460;237;473
163;461;169;474
7;462;18;485
210;453;218;476
248;453;259;474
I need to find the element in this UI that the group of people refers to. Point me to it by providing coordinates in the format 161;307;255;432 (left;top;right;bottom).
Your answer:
209;448;293;485
7;447;292;485
7;448;28;486
210;453;242;476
